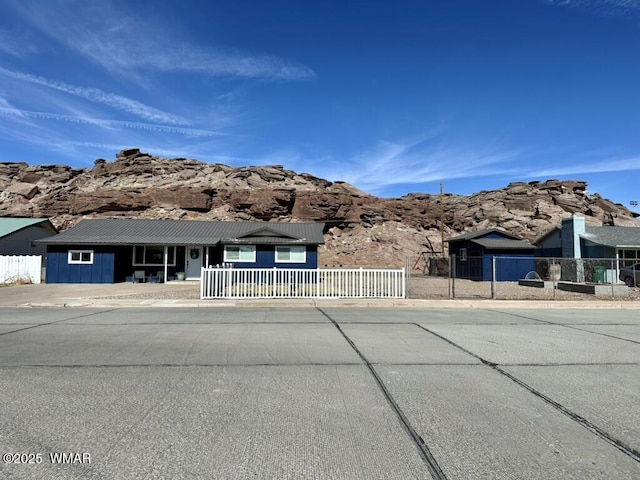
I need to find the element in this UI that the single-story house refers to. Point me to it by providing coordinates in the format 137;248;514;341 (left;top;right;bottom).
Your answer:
535;215;640;262
446;228;537;281
0;217;58;255
38;219;326;284
534;215;640;283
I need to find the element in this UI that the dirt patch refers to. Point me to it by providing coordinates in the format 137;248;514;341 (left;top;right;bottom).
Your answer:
96;283;201;300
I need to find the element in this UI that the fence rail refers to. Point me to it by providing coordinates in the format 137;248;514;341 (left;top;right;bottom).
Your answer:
200;267;406;299
0;255;42;284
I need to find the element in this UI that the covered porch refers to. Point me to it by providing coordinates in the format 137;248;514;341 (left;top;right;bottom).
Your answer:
124;244;225;283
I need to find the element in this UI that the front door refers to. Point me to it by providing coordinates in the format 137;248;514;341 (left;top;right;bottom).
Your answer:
185;246;203;280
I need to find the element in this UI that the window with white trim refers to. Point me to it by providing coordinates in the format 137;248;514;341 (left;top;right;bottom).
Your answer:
275;246;306;263
133;246;176;266
224;245;256;263
459;248;467;262
68;250;94;264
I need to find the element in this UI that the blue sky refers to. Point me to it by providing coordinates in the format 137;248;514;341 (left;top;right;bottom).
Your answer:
1;0;639;211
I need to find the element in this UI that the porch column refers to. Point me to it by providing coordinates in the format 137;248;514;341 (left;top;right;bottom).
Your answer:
205;246;210;268
164;246;168;284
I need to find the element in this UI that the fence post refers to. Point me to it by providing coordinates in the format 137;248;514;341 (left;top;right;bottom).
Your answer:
491;256;497;299
405;257;411;299
450;254;456;299
611;258;615;297
552;258;556;299
273;267;277;298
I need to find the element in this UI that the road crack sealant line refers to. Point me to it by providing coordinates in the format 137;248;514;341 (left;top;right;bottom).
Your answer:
487;309;640;346
316;308;448;480
413;323;640;464
561;325;640;346
0;309;119;337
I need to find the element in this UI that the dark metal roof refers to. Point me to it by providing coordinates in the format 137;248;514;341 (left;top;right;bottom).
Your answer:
582;226;640;248
38;219;325;246
471;238;537;250
446;228;523;242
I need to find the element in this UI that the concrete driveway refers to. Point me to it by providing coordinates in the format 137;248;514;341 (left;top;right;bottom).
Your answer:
0;306;638;479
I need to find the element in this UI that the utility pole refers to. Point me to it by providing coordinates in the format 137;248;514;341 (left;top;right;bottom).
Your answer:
440;183;446;257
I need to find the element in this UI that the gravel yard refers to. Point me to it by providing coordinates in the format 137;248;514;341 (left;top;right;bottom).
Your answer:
95;282;202;300
409;276;640;301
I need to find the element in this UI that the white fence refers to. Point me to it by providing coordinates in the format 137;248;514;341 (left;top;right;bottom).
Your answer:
200;267;406;299
0;255;42;284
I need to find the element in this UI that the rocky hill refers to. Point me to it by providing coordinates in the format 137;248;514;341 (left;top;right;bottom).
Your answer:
1;148;638;270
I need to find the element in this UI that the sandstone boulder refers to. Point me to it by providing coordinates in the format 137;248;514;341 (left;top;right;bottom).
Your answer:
71;190;153;214
6;182;39;199
147;188;212;212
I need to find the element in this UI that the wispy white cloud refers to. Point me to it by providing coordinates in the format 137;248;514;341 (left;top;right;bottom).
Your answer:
0;67;188;125
0;107;229;137
303;133;640;195
0;95;39;129
0;28;38;56
0;96;25;118
547;0;640;15
134;48;316;81
0;117;61;154
9;0;315;81
526;157;640;176
303;137;522;194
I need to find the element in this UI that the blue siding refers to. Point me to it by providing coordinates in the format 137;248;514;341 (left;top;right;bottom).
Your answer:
483;232;508;239
231;246;318;269
47;243;320;283
46;251;114;283
483;255;536;282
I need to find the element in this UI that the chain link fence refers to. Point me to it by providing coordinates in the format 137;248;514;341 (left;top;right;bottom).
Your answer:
406;256;639;301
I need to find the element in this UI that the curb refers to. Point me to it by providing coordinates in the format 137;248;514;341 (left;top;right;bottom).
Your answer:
12;298;640;309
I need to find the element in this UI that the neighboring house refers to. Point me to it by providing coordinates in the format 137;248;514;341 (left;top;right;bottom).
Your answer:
446;228;537;281
535;215;640;264
0;217;58;256
38;218;326;284
534;215;640;282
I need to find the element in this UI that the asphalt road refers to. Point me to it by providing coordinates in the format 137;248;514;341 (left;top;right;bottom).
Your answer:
0;307;638;479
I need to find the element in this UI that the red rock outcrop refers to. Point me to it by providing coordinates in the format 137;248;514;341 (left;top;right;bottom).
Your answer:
1;148;638;270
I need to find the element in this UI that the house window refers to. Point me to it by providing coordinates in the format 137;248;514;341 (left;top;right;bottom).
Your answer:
620;249;640;267
460;248;467;262
133;246;176;266
224;245;256;263
68;250;93;264
275;246;307;263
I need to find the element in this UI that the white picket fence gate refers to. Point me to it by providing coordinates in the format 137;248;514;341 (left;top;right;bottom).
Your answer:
200;267;406;299
0;255;42;284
